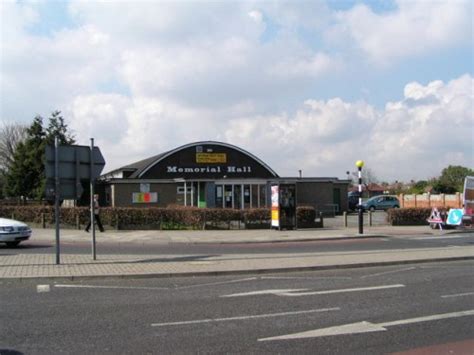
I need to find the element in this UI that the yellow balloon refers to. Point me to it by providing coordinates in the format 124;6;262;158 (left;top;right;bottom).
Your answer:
355;160;365;168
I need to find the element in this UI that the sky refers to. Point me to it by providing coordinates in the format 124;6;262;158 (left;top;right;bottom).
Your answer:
1;0;473;182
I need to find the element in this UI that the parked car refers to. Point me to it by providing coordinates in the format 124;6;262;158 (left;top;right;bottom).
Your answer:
361;195;400;212
0;218;32;247
348;192;359;211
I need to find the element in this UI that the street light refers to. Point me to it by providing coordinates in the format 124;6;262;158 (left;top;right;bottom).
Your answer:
355;160;364;234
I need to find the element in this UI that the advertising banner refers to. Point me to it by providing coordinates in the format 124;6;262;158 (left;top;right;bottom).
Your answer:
271;185;279;228
133;192;158;203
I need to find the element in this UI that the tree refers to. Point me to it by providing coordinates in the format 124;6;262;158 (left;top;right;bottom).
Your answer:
45;110;75;145
0;122;27;173
5;116;46;199
0;122;28;198
349;167;380;197
407;180;429;194
4;112;76;200
433;165;474;193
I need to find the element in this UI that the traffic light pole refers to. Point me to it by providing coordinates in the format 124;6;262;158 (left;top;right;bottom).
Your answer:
90;138;97;260
54;136;61;265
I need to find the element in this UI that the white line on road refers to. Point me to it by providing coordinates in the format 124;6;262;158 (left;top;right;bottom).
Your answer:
277;284;405;297
54;284;169;290
175;277;257;290
360;267;416;279
441;292;474;298
37;285;50;293
260;276;352;280
412;235;471;240
151;307;340;327
259;309;474;341
221;289;308;297
221;284;404;298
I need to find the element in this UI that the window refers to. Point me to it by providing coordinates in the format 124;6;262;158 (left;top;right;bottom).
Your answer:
177;186;195;194
259;184;267;207
215;185;223;208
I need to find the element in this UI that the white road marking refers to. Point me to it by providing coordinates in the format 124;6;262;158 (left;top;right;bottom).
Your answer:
260;276;352;280
37;285;50;293
412;235;470;240
360;267;416;279
221;289;308;297
176;277;257;290
221;284;404;298
277;284;405;297
55;284;169;290
151;307;340;327
441;292;474;298
259;309;474;341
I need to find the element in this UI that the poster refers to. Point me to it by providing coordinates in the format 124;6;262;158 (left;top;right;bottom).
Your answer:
271;185;279;228
133;192;158;203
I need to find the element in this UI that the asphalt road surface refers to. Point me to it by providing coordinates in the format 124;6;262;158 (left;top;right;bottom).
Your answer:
1;260;473;354
2;232;473;256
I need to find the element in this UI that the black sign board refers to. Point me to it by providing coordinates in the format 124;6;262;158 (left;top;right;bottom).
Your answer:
45;144;105;199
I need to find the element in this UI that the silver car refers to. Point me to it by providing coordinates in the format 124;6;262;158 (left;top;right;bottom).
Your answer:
0;218;32;247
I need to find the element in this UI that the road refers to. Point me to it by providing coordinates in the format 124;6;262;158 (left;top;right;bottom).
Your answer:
2;232;473;256
1;260;473;354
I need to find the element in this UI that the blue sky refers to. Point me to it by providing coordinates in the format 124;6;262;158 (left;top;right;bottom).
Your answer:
1;0;473;181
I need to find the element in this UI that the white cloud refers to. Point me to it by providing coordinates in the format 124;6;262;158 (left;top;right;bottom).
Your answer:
330;0;472;65
248;10;263;24
223;75;473;181
1;1;473;183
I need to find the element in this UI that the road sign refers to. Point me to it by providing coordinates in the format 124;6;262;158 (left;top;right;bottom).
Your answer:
45;145;105;180
45;144;106;199
447;209;463;225
45;179;84;199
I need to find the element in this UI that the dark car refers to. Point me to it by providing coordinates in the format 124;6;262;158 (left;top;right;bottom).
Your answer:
361;195;400;211
348;192;359;211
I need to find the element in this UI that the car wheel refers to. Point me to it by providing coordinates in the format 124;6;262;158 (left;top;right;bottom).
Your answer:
5;241;20;248
369;206;376;212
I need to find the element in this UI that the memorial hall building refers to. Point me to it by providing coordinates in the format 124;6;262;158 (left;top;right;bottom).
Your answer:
99;141;349;214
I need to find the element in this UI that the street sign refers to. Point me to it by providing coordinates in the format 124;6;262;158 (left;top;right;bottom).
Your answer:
45;144;106;199
45;145;105;180
446;209;463;225
45;179;84;199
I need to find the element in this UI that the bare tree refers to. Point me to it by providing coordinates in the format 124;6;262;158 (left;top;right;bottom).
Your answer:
351;167;379;191
0;122;27;173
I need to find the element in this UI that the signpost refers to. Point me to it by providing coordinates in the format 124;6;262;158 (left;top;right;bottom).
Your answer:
45;139;105;264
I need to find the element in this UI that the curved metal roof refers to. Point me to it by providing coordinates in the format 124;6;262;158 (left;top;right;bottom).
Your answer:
135;141;279;178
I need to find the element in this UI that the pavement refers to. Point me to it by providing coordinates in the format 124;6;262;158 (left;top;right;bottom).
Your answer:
1;224;473;281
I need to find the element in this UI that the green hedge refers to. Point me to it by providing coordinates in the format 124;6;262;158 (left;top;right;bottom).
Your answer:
0;205;319;230
387;208;436;225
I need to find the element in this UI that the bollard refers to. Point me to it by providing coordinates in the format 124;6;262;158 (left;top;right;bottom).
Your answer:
368;211;372;226
319;212;324;228
41;213;46;228
76;213;80;230
343;211;348;228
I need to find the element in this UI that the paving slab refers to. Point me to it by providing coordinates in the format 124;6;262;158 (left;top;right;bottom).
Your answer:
1;225;472;280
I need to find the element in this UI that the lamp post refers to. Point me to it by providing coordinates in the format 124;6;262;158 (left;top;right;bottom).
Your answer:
355;160;364;234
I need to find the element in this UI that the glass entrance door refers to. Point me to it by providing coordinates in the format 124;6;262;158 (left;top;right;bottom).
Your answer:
224;185;233;208
233;185;242;209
